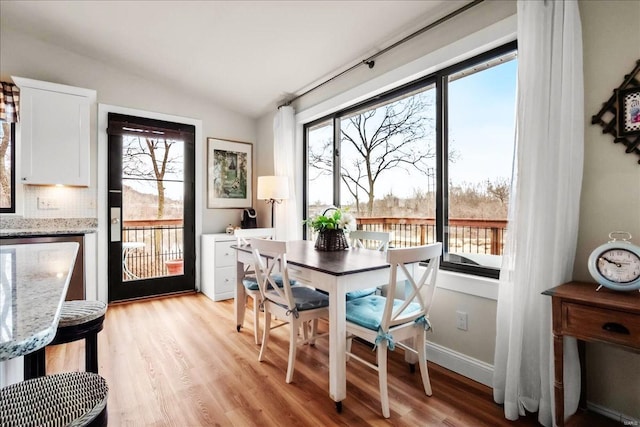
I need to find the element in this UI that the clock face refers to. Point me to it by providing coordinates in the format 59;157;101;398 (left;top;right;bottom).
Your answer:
595;248;640;284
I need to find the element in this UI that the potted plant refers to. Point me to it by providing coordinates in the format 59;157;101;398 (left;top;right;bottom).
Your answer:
305;207;356;251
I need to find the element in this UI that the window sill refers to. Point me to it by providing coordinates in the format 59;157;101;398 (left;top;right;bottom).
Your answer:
437;270;499;300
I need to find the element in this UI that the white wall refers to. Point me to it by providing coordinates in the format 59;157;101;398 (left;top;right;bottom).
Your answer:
0;26;256;233
576;0;640;420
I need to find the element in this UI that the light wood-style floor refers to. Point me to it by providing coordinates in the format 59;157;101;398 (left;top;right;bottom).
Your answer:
45;293;617;426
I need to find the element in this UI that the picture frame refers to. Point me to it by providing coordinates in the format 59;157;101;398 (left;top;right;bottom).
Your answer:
617;86;640;137
207;138;253;208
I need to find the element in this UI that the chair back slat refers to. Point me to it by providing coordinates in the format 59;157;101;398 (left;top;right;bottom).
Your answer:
250;238;295;311
380;243;442;331
349;230;391;251
234;227;275;245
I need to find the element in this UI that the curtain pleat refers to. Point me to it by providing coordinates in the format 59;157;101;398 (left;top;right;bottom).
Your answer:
273;106;301;240
0;82;20;123
493;1;584;426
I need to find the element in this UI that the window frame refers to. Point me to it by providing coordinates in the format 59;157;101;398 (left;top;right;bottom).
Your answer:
303;40;517;279
0;122;16;214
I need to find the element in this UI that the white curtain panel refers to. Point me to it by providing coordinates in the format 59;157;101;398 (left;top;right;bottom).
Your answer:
273;106;301;240
493;1;583;426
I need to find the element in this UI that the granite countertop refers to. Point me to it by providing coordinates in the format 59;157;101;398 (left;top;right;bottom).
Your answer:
0;218;97;237
0;242;79;361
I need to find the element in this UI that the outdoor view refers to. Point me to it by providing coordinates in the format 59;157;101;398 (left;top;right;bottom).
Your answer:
121;134;185;281
307;50;517;272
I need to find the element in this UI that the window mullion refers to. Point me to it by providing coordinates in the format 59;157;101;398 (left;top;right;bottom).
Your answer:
333;115;341;207
436;74;449;254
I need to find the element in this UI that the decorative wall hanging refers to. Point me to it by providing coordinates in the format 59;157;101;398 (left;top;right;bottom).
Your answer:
591;59;640;164
207;138;253;208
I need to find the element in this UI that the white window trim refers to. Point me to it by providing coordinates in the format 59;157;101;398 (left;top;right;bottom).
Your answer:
295;15;516;299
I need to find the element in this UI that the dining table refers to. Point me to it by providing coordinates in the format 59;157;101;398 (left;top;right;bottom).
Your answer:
0;242;79;371
234;239;407;411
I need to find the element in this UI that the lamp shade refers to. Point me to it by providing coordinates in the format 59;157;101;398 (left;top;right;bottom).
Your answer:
257;176;289;201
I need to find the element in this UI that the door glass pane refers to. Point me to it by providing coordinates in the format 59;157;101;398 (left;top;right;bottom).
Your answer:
307;120;334;238
446;53;517;269
121;135;184;280
339;85;436;248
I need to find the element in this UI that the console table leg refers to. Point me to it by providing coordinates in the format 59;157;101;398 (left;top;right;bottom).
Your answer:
553;334;564;427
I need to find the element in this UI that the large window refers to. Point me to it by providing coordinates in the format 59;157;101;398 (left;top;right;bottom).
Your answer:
0;122;15;213
304;42;517;278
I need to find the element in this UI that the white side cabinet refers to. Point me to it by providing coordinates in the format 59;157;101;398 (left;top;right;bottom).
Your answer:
201;234;237;301
13;76;96;186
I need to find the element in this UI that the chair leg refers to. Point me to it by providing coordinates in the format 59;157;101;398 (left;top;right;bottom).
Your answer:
309;319;318;346
286;317;299;384
346;334;353;362
252;295;261;345
259;309;271;362
377;342;390;418
85;333;99;373
417;331;432;396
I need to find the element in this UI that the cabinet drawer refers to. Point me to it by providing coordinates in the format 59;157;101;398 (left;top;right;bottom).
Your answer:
563;302;640;348
215;266;236;295
215;241;236;267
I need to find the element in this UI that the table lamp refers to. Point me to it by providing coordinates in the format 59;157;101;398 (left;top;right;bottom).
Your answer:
257;175;289;228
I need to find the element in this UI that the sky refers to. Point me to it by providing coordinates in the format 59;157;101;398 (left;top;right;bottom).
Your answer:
308;57;517;206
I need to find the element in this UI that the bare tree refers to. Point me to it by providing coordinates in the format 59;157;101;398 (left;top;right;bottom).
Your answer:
0;123;11;208
122;136;181;219
486;177;510;205
309;92;436;215
122;136;182;262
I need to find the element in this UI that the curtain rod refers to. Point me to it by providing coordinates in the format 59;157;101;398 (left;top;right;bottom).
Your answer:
278;0;485;109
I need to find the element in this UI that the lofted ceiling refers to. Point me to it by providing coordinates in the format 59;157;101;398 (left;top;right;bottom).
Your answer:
0;0;471;119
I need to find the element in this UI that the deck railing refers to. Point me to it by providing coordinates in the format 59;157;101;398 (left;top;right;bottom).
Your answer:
356;217;507;255
122;217;507;279
122;219;183;280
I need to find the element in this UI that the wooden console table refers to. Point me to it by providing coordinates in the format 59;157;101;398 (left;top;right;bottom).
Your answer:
543;281;640;427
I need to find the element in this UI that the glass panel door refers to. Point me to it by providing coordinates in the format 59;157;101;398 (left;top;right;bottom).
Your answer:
107;113;195;302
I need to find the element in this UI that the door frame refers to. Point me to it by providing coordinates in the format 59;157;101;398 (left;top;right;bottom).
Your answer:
97;104;203;303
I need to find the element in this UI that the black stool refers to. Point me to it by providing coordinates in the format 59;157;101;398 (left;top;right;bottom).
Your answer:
0;371;108;426
24;300;107;380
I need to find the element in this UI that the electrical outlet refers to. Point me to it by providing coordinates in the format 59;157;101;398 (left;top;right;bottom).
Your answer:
37;197;59;210
456;310;468;331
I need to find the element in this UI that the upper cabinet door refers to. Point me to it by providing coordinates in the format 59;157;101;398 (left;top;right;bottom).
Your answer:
14;77;96;186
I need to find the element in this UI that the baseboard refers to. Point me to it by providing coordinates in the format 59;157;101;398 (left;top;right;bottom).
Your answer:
587;401;639;425
426;341;494;387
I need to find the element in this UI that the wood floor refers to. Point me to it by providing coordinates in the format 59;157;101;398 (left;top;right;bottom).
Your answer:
45;293;617;426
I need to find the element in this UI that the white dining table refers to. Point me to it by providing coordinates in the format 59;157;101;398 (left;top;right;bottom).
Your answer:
234;240;402;411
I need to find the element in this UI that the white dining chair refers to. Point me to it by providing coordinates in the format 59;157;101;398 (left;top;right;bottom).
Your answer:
346;230;392;300
251;238;329;384
234;228;277;344
345;242;441;418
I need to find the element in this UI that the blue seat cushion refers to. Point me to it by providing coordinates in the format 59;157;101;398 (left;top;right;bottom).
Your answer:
345;287;377;300
267;286;329;312
242;273;296;291
346;295;422;331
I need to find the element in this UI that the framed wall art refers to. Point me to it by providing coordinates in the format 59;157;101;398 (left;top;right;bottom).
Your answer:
207;138;252;208
617;86;640;137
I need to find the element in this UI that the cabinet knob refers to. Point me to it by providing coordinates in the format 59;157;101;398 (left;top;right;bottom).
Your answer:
21;177;27;181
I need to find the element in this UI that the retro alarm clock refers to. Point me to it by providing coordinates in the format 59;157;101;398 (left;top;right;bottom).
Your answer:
587;231;640;292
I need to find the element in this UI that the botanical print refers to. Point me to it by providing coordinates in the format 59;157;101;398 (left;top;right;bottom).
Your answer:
213;149;247;199
207;138;252;208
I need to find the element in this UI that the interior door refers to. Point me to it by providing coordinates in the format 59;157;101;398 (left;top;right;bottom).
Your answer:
107;113;195;302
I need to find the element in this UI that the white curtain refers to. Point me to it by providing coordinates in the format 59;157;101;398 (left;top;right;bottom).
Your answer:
273;106;301;240
493;1;583;426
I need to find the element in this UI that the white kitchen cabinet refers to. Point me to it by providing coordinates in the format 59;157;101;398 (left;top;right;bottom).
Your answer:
13;77;96;186
201;233;237;301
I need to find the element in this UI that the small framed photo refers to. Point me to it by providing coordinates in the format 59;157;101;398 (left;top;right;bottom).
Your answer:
617;86;640;137
207;138;252;208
